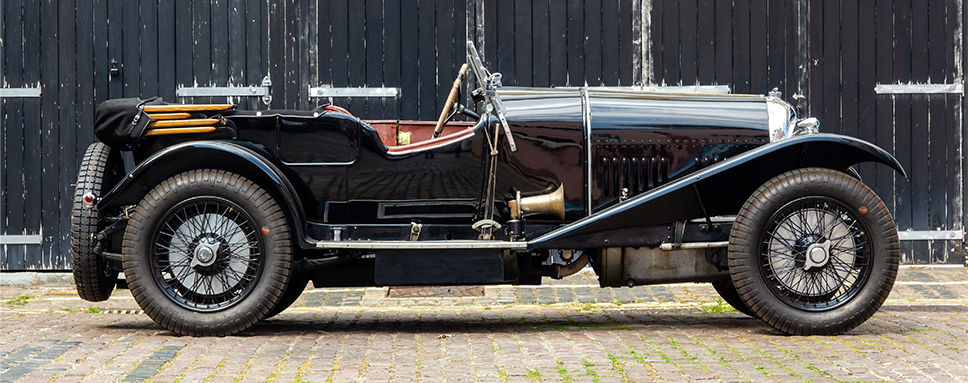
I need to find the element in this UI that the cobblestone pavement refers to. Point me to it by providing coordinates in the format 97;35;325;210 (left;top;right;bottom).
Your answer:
2;267;968;382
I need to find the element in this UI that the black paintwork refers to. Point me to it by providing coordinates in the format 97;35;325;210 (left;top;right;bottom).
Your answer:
99;88;904;269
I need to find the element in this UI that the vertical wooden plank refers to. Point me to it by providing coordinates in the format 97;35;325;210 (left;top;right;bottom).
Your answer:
245;0;264;110
141;0;159;98
807;0;822;118
4;0;25;269
495;0;514;85
893;0;913;262
454;0;467;107
549;0;567;86
107;0;123;99
211;0;229;92
268;0;286;108
122;0;140;98
713;0;730;85
925;0;948;262
22;0;42;268
301;0;313;111
873;0;894;216
948;0;965;264
40;0;60;267
399;0;417;120
175;0;193;99
366;0;384;118
437;0;455;112
766;0;785;94
483;0;496;67
651;0;663;84
532;0;550;87
856;0;877;183
748;0;766;93
284;0;299;109
661;0;679;85
679;0;697;86
227;0;245;106
76;0;95;149
417;0;435;120
515;0;532;86
821;0;840;134
346;0;364;115
158;0;176;101
619;0;633;86
384;0;401;118
840;0;858;138
566;0;583;86
194;0;212;102
696;0;714;85
57;0;78;268
92;0;108;107
908;0;929;263
602;0;619;86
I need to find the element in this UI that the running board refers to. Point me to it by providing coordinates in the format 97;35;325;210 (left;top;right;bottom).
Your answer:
315;240;528;250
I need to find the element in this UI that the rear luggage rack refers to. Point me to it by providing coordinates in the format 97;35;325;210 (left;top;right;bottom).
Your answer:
143;104;234;136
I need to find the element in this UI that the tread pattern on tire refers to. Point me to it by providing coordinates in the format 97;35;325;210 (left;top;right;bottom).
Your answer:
728;168;900;336
122;169;292;336
71;142;119;302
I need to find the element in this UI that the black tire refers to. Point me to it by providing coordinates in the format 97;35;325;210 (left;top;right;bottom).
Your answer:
71;142;123;302
263;270;309;319
729;168;899;335
122;169;292;336
711;280;755;317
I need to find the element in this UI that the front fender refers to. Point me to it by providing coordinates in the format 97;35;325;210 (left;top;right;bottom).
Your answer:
529;133;904;249
97;140;313;248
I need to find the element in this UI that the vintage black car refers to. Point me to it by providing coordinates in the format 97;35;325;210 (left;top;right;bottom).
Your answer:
72;42;904;337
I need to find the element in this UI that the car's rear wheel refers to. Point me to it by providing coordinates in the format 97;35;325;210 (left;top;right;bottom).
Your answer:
71;142;124;302
263;270;309;319
711;280;754;317
122;169;292;336
728;168;899;335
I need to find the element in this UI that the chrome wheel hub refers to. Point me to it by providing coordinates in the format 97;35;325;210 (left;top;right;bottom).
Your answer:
191;239;220;268
803;241;831;271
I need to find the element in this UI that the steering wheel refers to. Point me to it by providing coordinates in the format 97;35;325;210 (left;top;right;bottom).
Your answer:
433;63;470;139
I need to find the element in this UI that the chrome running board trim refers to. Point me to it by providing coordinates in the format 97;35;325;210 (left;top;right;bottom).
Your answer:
315;240;529;250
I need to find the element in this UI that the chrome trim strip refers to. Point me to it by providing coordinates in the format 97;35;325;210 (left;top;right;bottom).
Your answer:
0;235;43;245
309;87;400;98
659;241;729;251
897;230;965;241
580;87;593;216
0;88;41;98
555;85;731;94
315;240;528;250
874;83;964;94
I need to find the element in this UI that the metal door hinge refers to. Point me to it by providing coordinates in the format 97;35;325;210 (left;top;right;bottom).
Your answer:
176;74;273;106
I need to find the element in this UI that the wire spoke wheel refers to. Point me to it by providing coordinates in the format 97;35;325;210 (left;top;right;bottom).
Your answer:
759;196;872;311
151;196;265;312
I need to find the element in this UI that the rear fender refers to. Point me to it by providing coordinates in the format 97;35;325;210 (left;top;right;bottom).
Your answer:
97;140;313;248
529;133;905;249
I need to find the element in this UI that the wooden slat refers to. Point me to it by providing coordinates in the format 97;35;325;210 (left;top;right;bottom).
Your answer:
549;0;567;86
680;0;698;86
822;0;841;133
514;0;532;86
532;0;550;87
856;0;877;183
144;126;219;136
22;0;42;268
58;0;79;268
619;0;633;86
365;0;384;119
158;0;176;101
193;0;212;103
714;0;732;84
329;0;349;113
893;0;914;262
142;104;234;112
40;0;60;266
399;0;417;120
418;0;436;120
211;0;229;97
141;0;159;98
148;113;193;120
245;0;264;110
749;0;767;93
383;0;400;120
566;0;584;86
602;0;619;86
732;0;749;94
175;0;193;101
346;0;364;116
4;0;26;269
662;0;680;85
874;0;895;216
697;0;715;85
149;118;221;128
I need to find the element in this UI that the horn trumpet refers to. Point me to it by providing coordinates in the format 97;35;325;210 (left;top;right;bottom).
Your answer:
509;184;565;220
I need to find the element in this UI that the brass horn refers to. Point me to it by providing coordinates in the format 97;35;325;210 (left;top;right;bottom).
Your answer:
509;184;565;220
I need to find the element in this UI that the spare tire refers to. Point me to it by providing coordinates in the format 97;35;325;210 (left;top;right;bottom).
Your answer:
71;142;124;302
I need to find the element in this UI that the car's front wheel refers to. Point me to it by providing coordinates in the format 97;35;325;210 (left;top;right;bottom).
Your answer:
122;169;292;336
728;168;899;335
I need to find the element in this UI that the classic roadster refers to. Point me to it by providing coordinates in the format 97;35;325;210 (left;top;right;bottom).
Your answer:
72;42;903;336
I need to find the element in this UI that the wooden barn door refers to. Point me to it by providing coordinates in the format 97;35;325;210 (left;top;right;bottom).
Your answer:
807;0;965;264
